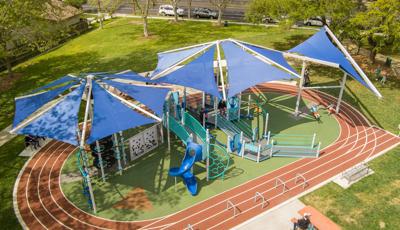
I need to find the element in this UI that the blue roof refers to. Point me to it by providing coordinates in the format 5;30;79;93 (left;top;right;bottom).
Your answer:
98;71;154;83
151;44;210;77
86;82;156;144
154;45;220;98
289;28;369;88
13;82;77;128
30;75;78;93
101;79;169;116
239;42;298;75
17;83;86;145
221;41;294;97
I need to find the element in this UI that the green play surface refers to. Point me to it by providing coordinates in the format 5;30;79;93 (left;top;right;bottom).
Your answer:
61;92;340;221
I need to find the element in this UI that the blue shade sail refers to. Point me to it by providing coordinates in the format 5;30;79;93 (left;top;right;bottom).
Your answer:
221;41;294;98
151;44;210;77
86;82;155;144
288;28;369;88
13;82;78;128
30;75;78;93
16;83;86;146
239;42;298;75
154;46;220;98
98;71;155;83
101;79;170;116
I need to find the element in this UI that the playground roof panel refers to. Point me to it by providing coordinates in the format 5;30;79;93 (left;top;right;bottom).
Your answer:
101;79;170;116
16;83;86;145
288;27;380;96
238;42;298;76
221;41;294;98
151;44;211;78
13;82;77;128
86;82;156;144
153;46;221;98
98;71;154;83
30;75;78;93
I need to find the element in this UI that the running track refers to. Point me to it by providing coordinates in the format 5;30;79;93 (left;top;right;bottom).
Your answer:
14;83;400;230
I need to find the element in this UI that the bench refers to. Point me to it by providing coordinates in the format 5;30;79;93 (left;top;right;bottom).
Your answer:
297;206;341;230
342;163;370;183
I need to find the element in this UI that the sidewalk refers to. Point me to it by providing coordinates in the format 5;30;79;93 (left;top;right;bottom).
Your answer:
0;125;16;147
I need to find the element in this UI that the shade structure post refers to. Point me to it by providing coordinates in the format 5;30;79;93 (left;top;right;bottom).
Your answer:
160;122;164;144
119;131;127;166
267;131;271;145
311;133;316;148
263;113;269;138
206;129;210;181
216;40;227;100
183;87;187;110
95;141;106;182
336;73;347;113
257;144;261;163
167;112;171;151
80;75;97;214
113;134;123;175
202;92;205;109
214;96;218;128
238;93;242;120
247;95;251;117
295;61;307;115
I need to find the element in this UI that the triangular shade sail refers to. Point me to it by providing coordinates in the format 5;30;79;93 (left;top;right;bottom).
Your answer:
13;82;77;128
239;42;298;75
16;83;86;145
154;46;220;98
151;44;210;77
86;82;155;144
99;71;155;83
30;75;77;93
101;79;170;116
221;41;294;98
288;28;369;88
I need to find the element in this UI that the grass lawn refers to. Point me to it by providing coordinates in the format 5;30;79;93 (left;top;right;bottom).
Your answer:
60;92;339;221
0;17;398;228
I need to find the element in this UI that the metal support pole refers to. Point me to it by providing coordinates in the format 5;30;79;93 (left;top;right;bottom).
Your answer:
257;144;261;163
295;61;307;115
95;141;106;182
267;131;271;145
160;122;164;144
247;95;251;117
202;92;205;109
311;133;316;148
214;97;218;128
167;112;171;151
80;75;96;214
113;134;123;175
119;131;127;166
217;40;227;100
174;176;177;192
183;87;187;110
263;113;269;138
269;141;274;158
238;93;242;120
206;129;210;181
316;142;321;157
336;73;347;113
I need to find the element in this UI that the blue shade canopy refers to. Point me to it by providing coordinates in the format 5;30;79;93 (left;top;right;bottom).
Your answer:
13;82;78;128
86;82;156;144
101;79;170;116
154;46;220;98
288;28;369;88
17;83;86;145
30;75;78;93
221;41;294;97
98;71;155;83
239;42;298;75
151;44;210;77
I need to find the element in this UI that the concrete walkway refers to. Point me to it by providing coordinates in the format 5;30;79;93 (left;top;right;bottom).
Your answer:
233;199;305;230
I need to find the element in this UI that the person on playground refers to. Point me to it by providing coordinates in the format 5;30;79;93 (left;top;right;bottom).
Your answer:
310;104;321;122
326;104;336;115
293;213;312;230
303;67;311;87
218;100;227;116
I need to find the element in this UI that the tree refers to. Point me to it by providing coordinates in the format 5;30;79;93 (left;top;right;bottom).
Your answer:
133;0;156;37
349;0;400;62
187;0;193;19
209;0;232;26
169;0;181;22
64;0;87;9
0;0;62;76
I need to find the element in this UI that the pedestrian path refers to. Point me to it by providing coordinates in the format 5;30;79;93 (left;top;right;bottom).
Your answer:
0;125;16;147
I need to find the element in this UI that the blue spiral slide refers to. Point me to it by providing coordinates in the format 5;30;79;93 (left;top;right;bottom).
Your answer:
169;141;203;196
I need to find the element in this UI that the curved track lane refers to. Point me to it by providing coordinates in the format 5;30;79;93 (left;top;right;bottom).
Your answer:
15;83;400;229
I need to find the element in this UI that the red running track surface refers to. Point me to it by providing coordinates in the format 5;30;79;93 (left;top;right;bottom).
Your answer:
14;83;400;230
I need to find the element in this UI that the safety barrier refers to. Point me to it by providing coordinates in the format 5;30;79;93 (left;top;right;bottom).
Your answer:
295;173;308;189
275;177;288;194
226;200;239;217
254;192;268;209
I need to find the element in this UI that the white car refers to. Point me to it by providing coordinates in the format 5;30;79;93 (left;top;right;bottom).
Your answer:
304;17;331;26
159;5;184;17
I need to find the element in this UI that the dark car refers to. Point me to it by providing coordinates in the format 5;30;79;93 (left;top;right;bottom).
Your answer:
193;8;218;19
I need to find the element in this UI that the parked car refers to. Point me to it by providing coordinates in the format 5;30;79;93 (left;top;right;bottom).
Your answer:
159;5;184;17
261;16;278;24
304;16;331;26
193;8;218;19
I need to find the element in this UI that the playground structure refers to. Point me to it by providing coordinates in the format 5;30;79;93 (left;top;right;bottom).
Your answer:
12;25;388;222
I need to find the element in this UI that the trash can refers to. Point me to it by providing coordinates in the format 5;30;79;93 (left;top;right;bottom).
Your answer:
385;57;392;67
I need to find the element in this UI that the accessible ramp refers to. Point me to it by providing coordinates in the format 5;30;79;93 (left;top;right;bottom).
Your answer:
169;141;203;196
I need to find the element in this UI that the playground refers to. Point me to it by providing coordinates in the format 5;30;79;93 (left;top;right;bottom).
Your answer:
9;19;400;230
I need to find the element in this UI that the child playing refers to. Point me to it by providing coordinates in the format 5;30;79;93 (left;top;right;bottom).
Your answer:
310;104;321;122
326;104;336;115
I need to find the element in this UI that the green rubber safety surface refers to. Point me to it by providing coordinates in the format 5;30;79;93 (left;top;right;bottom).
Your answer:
60;92;340;221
